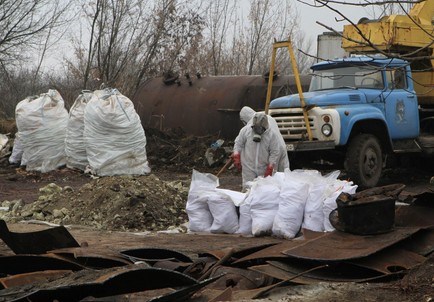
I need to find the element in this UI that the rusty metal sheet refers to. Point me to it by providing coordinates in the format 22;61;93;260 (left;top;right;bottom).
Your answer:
182;257;216;280
132;75;311;139
207;287;233;302
207;266;274;290
282;227;421;261
153;260;192;272
397;228;434;256
200;243;278;261
0;270;71;289
147;276;222;302
411;188;434;207
0;265;204;302
266;260;404;283
395;206;434;228
49;247;132;269
120;248;192;263
349;248;426;274
248;264;314;284
0;254;84;275
232;240;318;265
0;220;80;255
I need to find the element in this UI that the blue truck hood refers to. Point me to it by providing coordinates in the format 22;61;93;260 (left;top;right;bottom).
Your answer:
269;89;371;108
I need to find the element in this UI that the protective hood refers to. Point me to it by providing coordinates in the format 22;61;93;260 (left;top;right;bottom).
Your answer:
252;112;269;130
240;106;256;125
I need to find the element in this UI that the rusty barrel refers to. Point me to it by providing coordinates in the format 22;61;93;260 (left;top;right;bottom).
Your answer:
132;74;311;139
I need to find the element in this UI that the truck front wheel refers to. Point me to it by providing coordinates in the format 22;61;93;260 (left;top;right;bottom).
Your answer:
345;134;383;188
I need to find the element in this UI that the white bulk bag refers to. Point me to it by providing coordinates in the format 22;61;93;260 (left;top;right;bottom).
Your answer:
186;170;219;232
296;170;335;232
208;192;239;234
186;195;213;232
65;91;93;170
250;176;282;237
84;89;150;176
237;201;252;235
15;90;68;172
272;171;310;239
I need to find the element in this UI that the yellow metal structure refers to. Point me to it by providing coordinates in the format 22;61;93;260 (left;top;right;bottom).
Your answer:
264;40;313;141
342;0;434;105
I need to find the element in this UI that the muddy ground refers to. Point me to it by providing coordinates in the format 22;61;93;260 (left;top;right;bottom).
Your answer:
0;128;433;301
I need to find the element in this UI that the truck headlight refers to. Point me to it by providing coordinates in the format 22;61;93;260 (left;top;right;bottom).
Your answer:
321;124;333;137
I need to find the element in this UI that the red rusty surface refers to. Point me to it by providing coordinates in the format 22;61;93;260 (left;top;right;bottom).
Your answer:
232;235;327;265
132;75;311;139
0;270;71;289
349;248;426;274
395;205;434;228
248;264;314;284
282;227;421;261
252;261;404;284
5;265;204;301
397;228;434;256
0;220;80;255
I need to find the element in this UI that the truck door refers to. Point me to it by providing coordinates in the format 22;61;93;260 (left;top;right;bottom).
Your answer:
383;67;419;139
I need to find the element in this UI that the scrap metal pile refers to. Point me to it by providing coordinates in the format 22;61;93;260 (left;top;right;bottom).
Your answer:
0;190;433;301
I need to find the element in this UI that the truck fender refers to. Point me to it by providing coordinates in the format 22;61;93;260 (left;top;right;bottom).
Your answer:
336;106;391;148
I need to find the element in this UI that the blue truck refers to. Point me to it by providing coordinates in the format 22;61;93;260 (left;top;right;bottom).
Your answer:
268;56;432;188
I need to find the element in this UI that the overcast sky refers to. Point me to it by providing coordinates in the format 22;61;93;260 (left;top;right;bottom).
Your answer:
295;1;380;49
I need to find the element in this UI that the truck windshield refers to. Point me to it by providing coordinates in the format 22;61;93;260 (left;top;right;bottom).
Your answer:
309;66;383;91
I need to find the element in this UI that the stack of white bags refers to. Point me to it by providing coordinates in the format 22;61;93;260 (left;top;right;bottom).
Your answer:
186;169;357;239
11;88;150;176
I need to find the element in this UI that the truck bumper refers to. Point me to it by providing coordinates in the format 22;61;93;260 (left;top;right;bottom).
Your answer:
286;140;336;151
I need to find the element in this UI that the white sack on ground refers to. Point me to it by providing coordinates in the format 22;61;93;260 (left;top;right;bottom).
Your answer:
250;175;282;237
323;179;358;232
84;89;150;176
208;192;239;234
186;195;213;232
272;171;310;239
65;91;93;171
237;201;252;235
15;90;68;172
295;170;337;232
186;170;219;232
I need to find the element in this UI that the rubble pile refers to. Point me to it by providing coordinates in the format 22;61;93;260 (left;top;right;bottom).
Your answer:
0;175;189;232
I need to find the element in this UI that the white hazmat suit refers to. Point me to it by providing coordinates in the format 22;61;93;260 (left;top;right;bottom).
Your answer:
233;107;289;188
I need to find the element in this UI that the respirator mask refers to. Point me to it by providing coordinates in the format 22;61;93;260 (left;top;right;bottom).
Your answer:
252;125;266;142
251;112;268;142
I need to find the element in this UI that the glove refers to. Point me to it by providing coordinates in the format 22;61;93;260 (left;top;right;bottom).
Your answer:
231;152;241;172
264;164;273;177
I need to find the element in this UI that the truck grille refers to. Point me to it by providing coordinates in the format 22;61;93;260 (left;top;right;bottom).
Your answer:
269;108;315;140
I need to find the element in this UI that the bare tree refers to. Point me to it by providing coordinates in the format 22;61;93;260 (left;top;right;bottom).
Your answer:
203;0;238;75
0;0;70;65
243;0;310;75
0;0;70;118
69;0;204;96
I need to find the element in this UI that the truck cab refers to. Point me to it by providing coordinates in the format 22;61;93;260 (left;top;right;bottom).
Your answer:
268;56;420;188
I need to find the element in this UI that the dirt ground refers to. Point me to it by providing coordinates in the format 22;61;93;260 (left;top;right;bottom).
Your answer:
0;128;433;301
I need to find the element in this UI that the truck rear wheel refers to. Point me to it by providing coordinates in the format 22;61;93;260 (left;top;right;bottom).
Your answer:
345;134;383;188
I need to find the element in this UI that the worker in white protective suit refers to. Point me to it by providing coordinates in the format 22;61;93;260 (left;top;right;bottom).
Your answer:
232;107;289;189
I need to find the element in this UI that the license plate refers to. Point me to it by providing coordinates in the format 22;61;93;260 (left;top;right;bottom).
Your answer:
286;144;294;151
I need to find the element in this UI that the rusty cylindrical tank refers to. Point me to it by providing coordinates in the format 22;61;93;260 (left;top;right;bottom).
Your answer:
132;73;311;139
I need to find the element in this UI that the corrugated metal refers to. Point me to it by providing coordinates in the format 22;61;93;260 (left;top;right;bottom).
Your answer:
132;74;311;139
